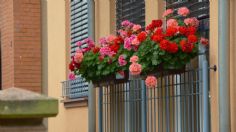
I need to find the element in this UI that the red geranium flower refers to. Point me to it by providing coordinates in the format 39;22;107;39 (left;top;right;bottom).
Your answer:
74;62;80;69
160;39;170;51
178;26;187;35
93;47;100;54
127;30;133;37
154;28;163;35
166;27;178;37
110;44;120;53
167;43;178;53
180;40;194;53
152;20;163;27
200;37;209;46
146;23;155;31
151;34;164;43
187;26;197;35
114;36;123;45
69;61;75;71
188;35;198;43
137;31;147;42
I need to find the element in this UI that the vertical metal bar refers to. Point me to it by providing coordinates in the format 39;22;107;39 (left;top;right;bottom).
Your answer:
166;76;170;132
115;84;118;132
141;80;147;132
154;77;157;132
219;1;230;132
88;82;96;132
88;0;96;131
105;87;107;132
191;70;195;132
202;60;209;132
158;77;161;132
183;72;186;132
196;70;200;132
98;86;103;132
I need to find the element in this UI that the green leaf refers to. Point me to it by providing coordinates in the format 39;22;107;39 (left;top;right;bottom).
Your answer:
159;51;165;55
152;59;158;65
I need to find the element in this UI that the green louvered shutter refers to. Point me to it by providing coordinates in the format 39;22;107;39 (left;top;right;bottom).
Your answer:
116;0;145;29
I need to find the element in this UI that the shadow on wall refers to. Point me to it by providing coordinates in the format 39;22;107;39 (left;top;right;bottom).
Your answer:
41;0;48;128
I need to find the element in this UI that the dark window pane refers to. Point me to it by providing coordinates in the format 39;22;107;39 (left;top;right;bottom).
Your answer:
116;0;145;29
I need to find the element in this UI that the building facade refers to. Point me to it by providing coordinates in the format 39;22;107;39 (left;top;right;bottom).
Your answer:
44;0;236;132
0;0;236;132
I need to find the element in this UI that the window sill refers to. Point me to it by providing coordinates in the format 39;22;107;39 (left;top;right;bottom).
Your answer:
61;97;88;108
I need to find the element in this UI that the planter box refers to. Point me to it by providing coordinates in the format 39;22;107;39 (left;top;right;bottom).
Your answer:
92;71;129;87
93;65;185;87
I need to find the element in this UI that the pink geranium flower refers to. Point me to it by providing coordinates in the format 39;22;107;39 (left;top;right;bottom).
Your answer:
74;52;84;63
83;38;95;48
131;38;140;46
167;19;179;28
178;7;190;17
99;37;107;46
124;37;132;50
184;17;199;28
107;35;116;43
132;24;142;32
163;9;173;17
200;37;209;46
69;72;76;80
76;41;83;46
124;35;136;50
118;55;127;66
99;47;115;57
118;30;128;38
121;20;134;27
130;55;139;63
145;76;157;88
129;63;142;75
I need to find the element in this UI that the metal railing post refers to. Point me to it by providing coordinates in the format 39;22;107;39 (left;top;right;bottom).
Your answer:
88;82;96;132
141;80;147;132
98;86;103;132
202;60;209;132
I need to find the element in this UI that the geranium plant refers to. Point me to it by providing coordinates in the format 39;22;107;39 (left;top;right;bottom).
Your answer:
69;7;208;88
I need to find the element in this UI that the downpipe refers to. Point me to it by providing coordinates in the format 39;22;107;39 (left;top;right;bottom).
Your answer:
218;0;230;132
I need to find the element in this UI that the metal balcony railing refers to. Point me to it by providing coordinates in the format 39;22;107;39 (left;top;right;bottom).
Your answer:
97;65;210;132
62;76;89;99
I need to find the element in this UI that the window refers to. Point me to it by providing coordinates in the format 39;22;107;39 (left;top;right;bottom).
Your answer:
70;0;90;56
116;0;145;29
62;0;93;106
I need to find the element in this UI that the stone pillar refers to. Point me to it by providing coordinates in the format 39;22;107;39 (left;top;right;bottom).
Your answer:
0;88;58;132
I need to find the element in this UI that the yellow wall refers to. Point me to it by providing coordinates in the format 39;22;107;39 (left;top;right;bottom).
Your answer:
230;0;236;131
42;0;88;132
209;1;219;132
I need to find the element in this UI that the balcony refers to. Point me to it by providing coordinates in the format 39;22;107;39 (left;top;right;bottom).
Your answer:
61;76;89;108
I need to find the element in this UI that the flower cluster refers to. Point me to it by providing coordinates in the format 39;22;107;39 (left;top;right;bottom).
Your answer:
145;76;157;89
68;7;209;88
129;56;142;75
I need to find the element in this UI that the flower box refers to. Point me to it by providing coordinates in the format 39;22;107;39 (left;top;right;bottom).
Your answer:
68;7;208;89
92;71;129;87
